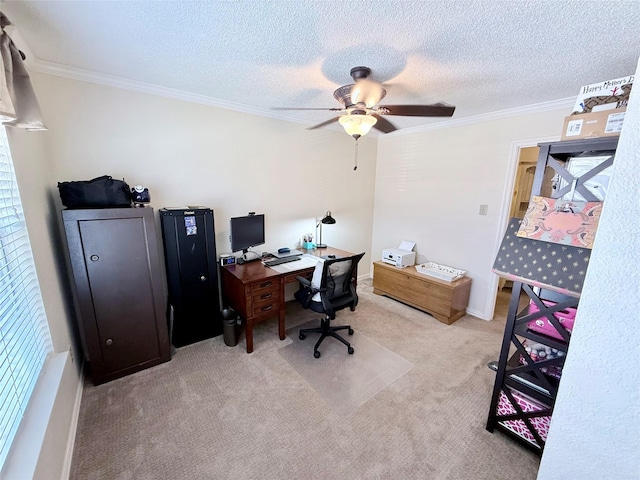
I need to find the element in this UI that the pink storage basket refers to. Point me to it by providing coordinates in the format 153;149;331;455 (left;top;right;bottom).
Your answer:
497;389;550;445
527;300;576;341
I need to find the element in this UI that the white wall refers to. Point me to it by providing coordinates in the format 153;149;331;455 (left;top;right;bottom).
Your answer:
537;58;640;479
7;127;75;352
5;127;81;479
373;110;568;319
33;73;378;269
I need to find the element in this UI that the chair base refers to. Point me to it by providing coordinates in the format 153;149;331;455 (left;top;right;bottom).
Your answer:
299;317;354;358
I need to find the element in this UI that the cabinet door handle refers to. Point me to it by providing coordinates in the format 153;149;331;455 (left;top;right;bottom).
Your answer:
200;275;207;281
105;338;113;346
90;255;99;262
260;281;272;288
261;305;273;312
260;293;273;299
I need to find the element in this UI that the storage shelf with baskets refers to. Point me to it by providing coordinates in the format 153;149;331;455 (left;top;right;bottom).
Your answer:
486;137;618;453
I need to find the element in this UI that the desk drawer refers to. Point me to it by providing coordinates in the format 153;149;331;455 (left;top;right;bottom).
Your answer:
249;278;280;318
251;279;279;294
251;288;280;305
285;270;312;284
252;299;279;317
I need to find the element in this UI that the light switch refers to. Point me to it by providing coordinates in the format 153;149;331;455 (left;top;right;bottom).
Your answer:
479;204;488;215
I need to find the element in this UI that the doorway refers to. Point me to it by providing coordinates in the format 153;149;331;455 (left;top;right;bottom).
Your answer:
489;135;561;321
497;146;539;294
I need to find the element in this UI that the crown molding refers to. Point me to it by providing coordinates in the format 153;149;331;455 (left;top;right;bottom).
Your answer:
387;97;575;137
28;58;574;134
27;58;281;119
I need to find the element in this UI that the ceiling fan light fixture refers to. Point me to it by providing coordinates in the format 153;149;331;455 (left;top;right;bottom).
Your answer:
338;114;377;138
351;78;386;108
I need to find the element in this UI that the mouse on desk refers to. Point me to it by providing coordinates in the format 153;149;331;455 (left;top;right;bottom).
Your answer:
327;254;336;259
277;247;290;254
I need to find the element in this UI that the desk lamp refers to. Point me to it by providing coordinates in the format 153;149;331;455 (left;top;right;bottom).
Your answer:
316;211;336;248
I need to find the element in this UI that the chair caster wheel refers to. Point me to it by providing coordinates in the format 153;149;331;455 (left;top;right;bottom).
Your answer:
314;351;321;358
348;328;354;335
348;347;354;355
299;333;306;340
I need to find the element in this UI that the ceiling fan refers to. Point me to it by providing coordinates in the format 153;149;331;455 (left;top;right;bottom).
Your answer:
273;66;455;139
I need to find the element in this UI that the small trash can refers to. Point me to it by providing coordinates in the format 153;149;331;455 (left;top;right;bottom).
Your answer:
222;307;240;347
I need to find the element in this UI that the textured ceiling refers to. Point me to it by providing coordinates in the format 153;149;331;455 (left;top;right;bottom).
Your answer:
2;0;639;134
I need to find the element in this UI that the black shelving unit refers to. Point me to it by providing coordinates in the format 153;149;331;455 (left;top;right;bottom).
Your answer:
486;282;578;452
486;137;618;452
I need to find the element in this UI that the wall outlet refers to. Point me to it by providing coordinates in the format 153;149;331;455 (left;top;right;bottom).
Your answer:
479;204;488;215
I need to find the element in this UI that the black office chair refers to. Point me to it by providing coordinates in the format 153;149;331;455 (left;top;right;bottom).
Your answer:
294;252;365;358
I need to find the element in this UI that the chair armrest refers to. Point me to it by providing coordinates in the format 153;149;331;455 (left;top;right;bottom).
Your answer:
296;275;319;308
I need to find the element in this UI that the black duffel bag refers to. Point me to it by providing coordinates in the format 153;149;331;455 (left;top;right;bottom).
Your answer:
58;175;131;208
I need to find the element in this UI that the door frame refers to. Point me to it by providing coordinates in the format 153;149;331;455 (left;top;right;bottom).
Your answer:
486;135;560;320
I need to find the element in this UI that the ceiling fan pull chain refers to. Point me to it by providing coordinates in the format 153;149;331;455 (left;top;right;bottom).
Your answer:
354;139;358;171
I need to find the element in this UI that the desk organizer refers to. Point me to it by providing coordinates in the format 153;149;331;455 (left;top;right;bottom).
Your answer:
415;262;466;282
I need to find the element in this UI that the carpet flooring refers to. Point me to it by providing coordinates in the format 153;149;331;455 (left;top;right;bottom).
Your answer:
69;281;540;479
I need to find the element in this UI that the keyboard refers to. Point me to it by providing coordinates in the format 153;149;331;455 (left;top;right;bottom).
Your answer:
264;256;301;267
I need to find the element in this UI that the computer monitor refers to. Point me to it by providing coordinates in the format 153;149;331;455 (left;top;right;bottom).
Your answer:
230;213;265;253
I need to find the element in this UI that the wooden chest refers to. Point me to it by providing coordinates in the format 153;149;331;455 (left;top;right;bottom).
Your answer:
372;261;472;324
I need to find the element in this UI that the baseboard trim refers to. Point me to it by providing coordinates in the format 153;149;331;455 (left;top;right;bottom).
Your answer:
60;360;85;479
465;307;490;321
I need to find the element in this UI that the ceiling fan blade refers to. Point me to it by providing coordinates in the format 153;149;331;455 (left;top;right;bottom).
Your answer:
271;107;344;111
372;114;397;133
307;116;341;130
379;103;455;117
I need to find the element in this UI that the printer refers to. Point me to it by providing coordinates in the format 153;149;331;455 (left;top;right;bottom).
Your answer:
382;240;416;268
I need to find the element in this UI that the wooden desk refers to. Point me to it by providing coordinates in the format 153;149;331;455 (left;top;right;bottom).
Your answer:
220;246;355;353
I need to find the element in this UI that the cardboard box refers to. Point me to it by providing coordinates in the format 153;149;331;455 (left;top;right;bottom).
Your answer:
572;75;634;114
561;108;626;141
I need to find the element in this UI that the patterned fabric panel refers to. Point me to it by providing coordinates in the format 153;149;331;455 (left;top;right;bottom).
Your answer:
492;218;590;297
497;389;551;446
516;196;602;249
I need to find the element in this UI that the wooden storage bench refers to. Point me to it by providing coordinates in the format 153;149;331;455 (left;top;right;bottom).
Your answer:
372;260;472;324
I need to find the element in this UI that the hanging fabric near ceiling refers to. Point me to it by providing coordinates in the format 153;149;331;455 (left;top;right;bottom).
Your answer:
0;12;47;131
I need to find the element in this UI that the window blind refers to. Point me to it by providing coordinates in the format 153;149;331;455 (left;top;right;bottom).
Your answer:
0;125;53;469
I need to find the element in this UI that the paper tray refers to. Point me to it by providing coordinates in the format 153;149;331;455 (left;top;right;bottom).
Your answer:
415;262;466;282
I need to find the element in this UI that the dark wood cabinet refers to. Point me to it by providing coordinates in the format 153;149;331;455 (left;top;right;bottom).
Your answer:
62;207;170;385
